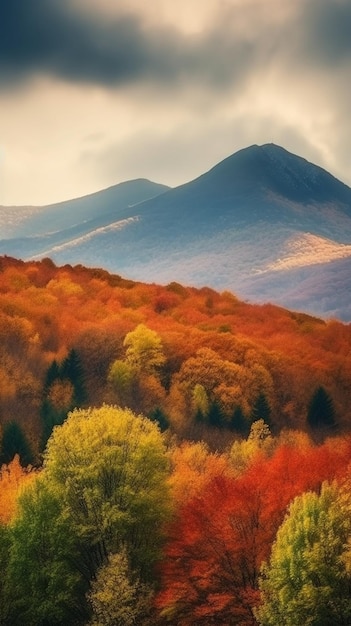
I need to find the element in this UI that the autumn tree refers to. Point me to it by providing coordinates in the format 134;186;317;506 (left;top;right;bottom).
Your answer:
87;549;153;626
123;324;165;374
257;482;351;626
43;405;171;581
3;406;171;624
0;455;37;523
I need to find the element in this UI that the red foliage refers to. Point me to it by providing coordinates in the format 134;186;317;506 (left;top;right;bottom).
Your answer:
157;437;351;624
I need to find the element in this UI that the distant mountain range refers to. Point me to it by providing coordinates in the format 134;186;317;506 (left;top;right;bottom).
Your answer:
1;143;351;321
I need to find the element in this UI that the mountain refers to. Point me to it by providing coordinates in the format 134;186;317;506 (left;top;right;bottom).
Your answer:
0;178;170;239
1;144;351;320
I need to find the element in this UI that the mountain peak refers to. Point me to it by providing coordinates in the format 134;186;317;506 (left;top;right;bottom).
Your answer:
202;142;350;204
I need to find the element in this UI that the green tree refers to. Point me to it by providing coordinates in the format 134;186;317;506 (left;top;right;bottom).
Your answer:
307;386;336;431
108;359;134;406
251;392;272;427
87;549;152;626
61;348;87;405
0;421;33;466
43;405;171;581
256;482;351;626
0;524;11;624
229;405;249;436
148;407;169;432
123;324;165;374
6;478;85;626
192;384;209;423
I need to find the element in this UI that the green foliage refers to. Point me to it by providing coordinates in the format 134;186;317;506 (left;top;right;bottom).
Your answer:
40;349;87;451
61;349;87;405
307;386;336;431
207;399;225;427
6;478;85;626
44;405;171;580
148;407;169;432
0;524;11;624
108;359;134;405
251;392;272;427
0;421;34;466
229;405;249;436
87;549;152;626
257;482;351;626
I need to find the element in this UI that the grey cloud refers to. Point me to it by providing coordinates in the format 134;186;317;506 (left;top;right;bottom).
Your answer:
0;0;265;90
1;0;350;106
301;0;351;66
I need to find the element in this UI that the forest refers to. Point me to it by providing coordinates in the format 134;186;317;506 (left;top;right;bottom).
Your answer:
1;254;351;624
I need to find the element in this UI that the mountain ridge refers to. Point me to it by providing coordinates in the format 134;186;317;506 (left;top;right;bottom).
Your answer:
1;143;351;320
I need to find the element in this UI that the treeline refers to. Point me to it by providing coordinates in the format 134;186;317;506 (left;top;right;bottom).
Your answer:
2;408;351;624
1;255;351;462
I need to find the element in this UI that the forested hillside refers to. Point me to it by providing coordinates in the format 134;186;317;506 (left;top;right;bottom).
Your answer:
1;255;351;624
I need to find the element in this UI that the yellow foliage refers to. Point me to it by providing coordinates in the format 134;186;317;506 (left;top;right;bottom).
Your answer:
0;455;38;524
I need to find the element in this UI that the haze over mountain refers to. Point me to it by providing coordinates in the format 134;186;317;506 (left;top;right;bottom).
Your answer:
1;144;351;320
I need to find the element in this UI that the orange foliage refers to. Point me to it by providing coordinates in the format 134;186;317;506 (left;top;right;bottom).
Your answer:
1;255;351;445
157;436;351;624
0;455;37;524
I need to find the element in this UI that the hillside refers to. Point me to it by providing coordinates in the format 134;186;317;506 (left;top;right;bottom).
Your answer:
1;144;351;320
1;256;351;624
1;255;351;460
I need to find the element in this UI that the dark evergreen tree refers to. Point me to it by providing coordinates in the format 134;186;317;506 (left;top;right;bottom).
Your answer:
229;406;250;436
40;400;68;453
251;392;271;427
61;349;87;405
0;422;34;467
307;386;336;431
148;407;169;432
43;360;60;394
207;400;224;428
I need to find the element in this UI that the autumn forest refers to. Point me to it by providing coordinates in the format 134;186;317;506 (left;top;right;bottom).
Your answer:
1;255;351;625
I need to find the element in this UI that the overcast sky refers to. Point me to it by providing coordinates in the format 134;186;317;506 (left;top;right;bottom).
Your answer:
1;0;351;206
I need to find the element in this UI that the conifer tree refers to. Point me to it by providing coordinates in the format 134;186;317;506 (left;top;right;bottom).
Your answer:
0;422;33;467
307;386;336;431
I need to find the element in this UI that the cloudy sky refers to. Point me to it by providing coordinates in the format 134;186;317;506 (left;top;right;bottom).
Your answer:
1;0;351;206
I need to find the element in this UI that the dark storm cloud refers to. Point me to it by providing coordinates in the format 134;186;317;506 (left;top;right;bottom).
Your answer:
0;0;257;90
300;0;351;66
1;0;350;92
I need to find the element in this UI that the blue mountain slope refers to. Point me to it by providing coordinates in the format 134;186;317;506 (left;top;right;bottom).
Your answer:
1;144;351;320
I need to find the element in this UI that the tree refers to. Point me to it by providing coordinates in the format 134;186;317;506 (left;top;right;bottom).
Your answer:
0;455;37;523
251;393;272;428
256;482;351;626
61;348;87;405
123;324;165;374
148;407;169;432
307;386;336;432
229;405;249;436
6;478;85;626
0;421;33;466
87;549;152;626
43;405;171;581
108;359;134;406
0;524;11;624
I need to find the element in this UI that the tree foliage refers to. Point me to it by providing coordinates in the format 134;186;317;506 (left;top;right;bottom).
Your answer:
87;549;152;626
43;405;171;579
257;482;351;626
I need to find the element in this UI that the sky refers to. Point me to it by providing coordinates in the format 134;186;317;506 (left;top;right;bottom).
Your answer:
1;0;351;206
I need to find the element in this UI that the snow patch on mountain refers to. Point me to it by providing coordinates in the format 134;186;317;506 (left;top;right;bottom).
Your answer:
30;216;139;259
264;233;351;272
